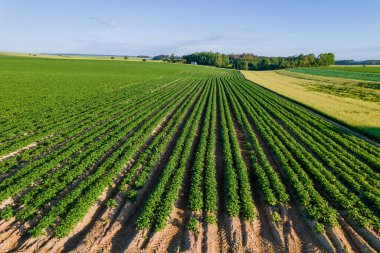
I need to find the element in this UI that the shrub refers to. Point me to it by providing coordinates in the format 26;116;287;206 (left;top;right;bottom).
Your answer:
187;217;199;234
205;213;217;224
126;189;138;201
0;206;13;220
313;222;325;234
106;199;117;208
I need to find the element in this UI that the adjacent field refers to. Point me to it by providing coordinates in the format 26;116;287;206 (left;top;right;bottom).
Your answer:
288;66;380;82
242;70;380;139
0;56;379;252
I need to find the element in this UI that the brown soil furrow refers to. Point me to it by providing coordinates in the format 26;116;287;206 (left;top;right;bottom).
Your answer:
341;215;380;252
147;84;206;253
202;222;219;253
280;206;302;253
61;92;194;252
226;91;285;252
9;187;112;253
325;226;354;253
242;104;329;252
87;84;205;252
337;216;377;252
267;110;380;252
215;84;230;253
5;86;190;253
149;208;184;253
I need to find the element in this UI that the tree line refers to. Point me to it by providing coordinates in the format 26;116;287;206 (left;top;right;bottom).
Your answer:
161;52;335;70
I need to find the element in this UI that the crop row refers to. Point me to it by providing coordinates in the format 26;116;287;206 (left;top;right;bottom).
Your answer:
29;77;197;237
228;75;379;229
136;77;212;231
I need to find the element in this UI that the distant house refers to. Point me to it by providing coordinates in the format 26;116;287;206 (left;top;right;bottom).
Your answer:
191;62;197;65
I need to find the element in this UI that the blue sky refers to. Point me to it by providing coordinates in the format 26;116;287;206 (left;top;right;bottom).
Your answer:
1;0;379;60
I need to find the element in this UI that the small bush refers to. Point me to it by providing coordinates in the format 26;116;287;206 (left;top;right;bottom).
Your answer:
313;222;325;234
187;217;199;234
126;189;139;201
0;206;14;220
205;213;217;224
272;211;281;223
106;199;117;208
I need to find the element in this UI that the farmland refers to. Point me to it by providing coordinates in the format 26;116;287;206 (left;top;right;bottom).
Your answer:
0;56;380;252
288;66;380;82
242;69;380;140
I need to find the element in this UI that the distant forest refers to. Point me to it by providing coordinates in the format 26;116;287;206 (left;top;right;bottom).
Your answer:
152;52;335;70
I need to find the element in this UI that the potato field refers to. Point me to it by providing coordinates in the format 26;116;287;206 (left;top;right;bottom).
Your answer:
0;56;379;252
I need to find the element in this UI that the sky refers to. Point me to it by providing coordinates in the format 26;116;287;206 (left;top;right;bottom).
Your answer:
1;0;379;60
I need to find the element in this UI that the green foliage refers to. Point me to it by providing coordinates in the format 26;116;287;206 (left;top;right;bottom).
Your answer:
318;53;335;66
0;206;14;221
106;199;117;208
289;67;380;82
272;211;281;223
205;213;217;224
183;52;230;68
125;189;139;201
187;217;199;234
0;56;379;240
313;222;325;234
183;51;335;70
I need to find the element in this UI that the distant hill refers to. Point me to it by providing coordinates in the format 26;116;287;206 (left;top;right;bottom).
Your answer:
335;60;380;65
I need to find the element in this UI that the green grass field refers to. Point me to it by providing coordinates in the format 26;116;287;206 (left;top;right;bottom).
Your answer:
288;66;380;82
0;56;379;252
328;66;380;73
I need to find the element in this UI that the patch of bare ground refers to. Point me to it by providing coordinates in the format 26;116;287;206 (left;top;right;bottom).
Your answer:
0;197;14;210
340;215;380;252
337;217;377;252
202;219;219;253
0;218;23;252
12;189;111;253
147;207;186;253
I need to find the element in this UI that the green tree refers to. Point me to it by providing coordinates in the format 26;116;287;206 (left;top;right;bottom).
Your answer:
170;53;175;62
214;53;223;67
259;58;271;70
318;53;335;66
